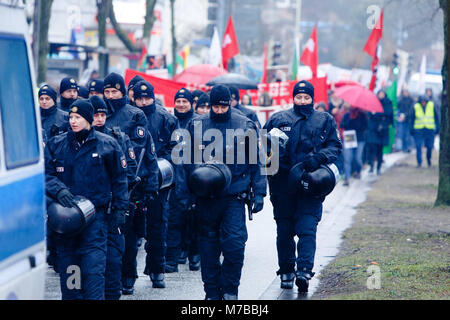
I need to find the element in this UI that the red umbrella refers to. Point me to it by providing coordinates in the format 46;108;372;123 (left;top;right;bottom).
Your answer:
173;64;228;84
333;85;384;113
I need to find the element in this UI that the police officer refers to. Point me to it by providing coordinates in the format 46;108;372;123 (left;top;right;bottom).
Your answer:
166;88;201;272
195;93;211;115
58;77;78;112
191;89;204;110
127;75;145;106
229;85;261;128
39;84;69;140
133;80;179;288
177;85;266;300
44;99;129;300
102;73;160;291
263;80;342;292
88;79;104;98
78;85;90;99
90;95;139;300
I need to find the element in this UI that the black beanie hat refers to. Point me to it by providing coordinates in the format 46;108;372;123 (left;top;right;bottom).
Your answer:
77;85;89;99
59;77;78;94
69;99;94;124
38;84;57;104
174;88;193;104
196;93;210;109
293;80;314;100
128;75;145;92
133;80;155;100
88;79;104;93
210;85;231;107
89;95;108;114
228;85;240;101
191;90;204;103
104;72;126;96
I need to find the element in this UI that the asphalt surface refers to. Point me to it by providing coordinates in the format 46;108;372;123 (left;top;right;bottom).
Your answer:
45;152;407;300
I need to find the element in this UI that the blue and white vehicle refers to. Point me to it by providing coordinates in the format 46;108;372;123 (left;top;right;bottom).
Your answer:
0;3;46;299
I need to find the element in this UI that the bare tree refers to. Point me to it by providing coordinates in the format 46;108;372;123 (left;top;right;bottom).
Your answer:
96;0;110;77
143;0;158;40
37;0;54;84
436;0;449;206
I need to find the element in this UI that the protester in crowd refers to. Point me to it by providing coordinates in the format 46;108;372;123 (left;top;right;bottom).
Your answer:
396;89;414;152
340;106;368;186
241;94;253;107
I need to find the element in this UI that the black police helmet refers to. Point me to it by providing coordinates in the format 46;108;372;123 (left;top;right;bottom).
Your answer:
288;163;339;198
157;158;175;189
188;162;232;198
47;196;96;236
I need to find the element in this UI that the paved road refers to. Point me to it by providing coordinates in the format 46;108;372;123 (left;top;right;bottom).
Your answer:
45;152;407;300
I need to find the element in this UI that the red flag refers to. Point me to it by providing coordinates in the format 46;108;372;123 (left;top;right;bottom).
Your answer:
300;25;318;78
364;10;383;91
222;16;239;70
363;10;383;58
261;43;268;83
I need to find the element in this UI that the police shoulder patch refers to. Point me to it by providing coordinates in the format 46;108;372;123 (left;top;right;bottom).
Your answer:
129;148;135;160
137;126;145;138
121;156;127;168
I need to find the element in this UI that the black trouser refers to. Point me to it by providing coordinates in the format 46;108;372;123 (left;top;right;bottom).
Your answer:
122;202;145;283
366;143;384;171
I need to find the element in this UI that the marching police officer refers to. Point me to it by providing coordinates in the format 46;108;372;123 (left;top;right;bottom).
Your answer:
195;93;211;115
177;85;266;300
88;79;104;99
44;99;129;300
39;84;69;140
133;80;179;288
263;80;342;292
102;73;160;292
229;85;261;128
58;77;79;112
127;75;145;106
78;85;90;99
90;95;139;300
166;88;201;273
191;89;204;110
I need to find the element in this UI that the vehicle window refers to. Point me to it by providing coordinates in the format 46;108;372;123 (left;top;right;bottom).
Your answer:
0;34;40;169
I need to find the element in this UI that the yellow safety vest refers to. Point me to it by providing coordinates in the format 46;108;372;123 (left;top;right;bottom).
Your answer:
414;102;435;130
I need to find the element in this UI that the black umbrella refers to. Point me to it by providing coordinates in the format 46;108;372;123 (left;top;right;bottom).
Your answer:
206;73;259;90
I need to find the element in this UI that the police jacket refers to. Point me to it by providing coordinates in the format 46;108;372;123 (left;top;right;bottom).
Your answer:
44;128;129;211
263;106;342;195
177;110;267;202
95;125;138;185
40;105;69;139
174;108;199;129
139;103;179;163
234;104;261;128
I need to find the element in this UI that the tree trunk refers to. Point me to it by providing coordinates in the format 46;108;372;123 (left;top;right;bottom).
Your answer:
97;0;110;77
170;0;177;77
108;0;139;53
143;0;157;40
37;0;53;85
436;0;450;206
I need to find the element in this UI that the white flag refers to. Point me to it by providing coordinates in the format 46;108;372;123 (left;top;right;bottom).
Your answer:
209;27;222;67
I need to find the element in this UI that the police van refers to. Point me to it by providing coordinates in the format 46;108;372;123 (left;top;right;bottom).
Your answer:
0;3;46;299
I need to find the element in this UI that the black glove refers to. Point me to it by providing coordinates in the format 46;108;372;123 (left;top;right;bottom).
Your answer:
303;154;326;172
251;195;264;214
56;188;76;208
112;209;127;230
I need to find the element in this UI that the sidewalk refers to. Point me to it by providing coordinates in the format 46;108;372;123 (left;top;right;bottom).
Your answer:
311;151;449;299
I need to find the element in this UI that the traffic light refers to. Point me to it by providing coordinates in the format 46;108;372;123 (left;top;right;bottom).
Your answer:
272;42;282;66
392;52;400;76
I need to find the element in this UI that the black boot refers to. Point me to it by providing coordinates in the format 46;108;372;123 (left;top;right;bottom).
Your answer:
165;263;178;273
150;273;166;288
178;250;188;264
295;269;314;293
122;277;136;295
223;293;238;300
280;273;295;289
189;254;201;271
